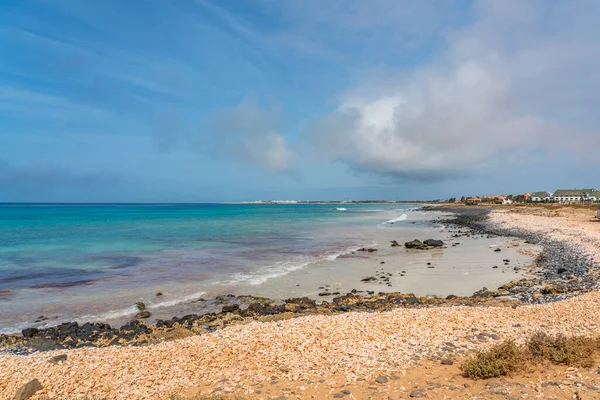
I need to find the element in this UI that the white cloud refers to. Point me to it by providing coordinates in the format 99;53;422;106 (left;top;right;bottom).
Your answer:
308;0;600;181
205;94;293;172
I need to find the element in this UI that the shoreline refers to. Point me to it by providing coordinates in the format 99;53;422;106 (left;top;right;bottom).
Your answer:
0;206;534;337
2;205;600;399
2;205;596;350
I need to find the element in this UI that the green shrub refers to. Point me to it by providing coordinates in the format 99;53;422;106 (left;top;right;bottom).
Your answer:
528;332;596;368
460;340;522;379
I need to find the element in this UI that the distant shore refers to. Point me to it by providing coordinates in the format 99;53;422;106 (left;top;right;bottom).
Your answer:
2;204;600;399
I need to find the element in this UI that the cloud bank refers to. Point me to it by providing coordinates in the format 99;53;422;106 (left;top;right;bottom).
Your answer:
308;0;600;181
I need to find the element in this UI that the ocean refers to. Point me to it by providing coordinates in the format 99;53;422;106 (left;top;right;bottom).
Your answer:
0;203;418;333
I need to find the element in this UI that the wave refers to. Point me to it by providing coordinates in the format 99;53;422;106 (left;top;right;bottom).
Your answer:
382;214;408;224
80;290;209;321
0;290;209;335
229;246;362;285
148;291;207;309
335;207;347;211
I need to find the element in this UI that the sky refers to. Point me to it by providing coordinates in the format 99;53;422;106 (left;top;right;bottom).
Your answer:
0;0;599;202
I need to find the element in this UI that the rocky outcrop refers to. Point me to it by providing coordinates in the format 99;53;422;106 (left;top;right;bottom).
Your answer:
405;239;445;250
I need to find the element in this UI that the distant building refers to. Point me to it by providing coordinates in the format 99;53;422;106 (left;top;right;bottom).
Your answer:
531;191;552;202
465;197;481;205
552;189;597;203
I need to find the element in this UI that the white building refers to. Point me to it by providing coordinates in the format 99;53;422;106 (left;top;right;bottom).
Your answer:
552;189;598;203
530;191;552;202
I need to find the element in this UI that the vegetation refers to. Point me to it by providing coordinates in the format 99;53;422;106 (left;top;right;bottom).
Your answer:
460;340;523;379
461;333;600;379
527;332;596;367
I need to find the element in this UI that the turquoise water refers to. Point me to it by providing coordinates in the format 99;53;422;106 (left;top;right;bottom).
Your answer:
0;203;415;332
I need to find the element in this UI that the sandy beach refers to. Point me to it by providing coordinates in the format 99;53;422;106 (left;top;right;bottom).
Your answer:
2;205;600;399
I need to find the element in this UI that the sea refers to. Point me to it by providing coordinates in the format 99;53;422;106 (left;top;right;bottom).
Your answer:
0;203;420;333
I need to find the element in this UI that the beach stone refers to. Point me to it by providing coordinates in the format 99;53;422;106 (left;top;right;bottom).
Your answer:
15;378;42;400
49;354;67;364
156;292;163;296
135;311;151;319
375;376;388;384
21;328;39;338
361;276;377;282
494;248;501;252
409;389;425;398
472;287;500;298
318;292;331;296
405;240;425;249
441;358;454;365
423;239;444;247
390;240;400;247
221;304;240;313
486;381;502;388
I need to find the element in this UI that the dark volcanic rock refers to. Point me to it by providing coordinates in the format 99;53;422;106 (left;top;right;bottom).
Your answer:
357;248;378;252
423;239;444;247
405;239;424;249
361;276;377;282
22;328;39;338
221;304;240;313
135;311;152;319
284;297;316;308
472;287;500;298
405;239;444;249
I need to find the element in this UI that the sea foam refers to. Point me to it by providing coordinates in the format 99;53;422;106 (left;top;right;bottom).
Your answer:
382;214;408;224
229;246;361;285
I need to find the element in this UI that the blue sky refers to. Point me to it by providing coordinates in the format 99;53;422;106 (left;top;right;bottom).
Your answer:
1;0;598;202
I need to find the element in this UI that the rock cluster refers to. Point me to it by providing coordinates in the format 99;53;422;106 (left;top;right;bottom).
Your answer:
404;239;445;250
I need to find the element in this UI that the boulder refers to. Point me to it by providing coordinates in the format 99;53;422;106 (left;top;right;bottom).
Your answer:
15;379;42;400
135;311;152;319
21;328;39;338
404;239;423;249
423;239;444;247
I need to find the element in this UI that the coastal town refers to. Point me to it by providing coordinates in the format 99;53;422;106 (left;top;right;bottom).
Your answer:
457;188;600;205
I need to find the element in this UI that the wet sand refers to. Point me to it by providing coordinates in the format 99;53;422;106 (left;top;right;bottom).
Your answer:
100;210;540;327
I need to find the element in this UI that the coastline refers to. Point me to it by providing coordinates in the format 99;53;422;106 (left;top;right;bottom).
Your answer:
2;205;600;399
